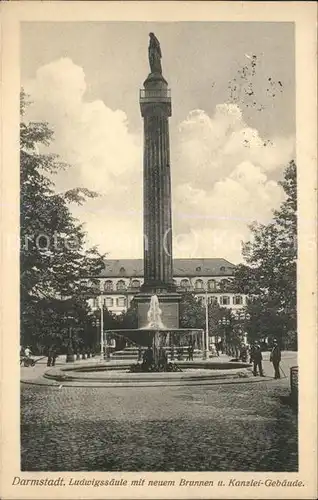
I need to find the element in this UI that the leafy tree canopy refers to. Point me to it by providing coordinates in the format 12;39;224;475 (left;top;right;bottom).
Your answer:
20;89;105;351
233;160;297;347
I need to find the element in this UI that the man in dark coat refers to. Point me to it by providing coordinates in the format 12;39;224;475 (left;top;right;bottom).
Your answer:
250;343;264;376
142;345;154;370
270;339;281;379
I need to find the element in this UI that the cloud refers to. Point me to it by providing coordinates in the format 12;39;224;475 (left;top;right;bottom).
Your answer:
25;58;143;258
25;59;295;263
25;58;141;193
172;106;294;262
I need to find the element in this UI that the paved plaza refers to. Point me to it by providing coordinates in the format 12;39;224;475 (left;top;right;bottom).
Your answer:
21;353;297;472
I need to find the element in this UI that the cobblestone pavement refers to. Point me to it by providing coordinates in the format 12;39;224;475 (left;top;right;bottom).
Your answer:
21;353;298;472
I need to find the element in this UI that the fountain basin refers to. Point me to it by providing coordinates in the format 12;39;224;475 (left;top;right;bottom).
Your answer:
43;360;253;387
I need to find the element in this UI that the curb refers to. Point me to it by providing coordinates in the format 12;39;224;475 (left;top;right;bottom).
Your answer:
21;375;274;388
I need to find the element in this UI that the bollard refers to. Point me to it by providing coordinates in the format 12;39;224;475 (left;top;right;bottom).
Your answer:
290;366;298;405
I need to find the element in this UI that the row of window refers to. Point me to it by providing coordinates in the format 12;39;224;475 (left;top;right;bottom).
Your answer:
102;278;232;292
197;295;243;306
92;297;127;308
93;295;243;309
181;279;231;290
104;280;140;291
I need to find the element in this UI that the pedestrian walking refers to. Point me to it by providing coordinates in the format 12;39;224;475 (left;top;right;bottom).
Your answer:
20;345;25;365
51;346;58;367
270;339;281;379
47;346;52;367
250;343;264;376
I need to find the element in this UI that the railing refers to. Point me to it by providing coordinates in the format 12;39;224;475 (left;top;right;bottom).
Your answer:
139;88;171;102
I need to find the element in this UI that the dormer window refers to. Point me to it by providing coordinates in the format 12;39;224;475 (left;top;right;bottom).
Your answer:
196;266;201;272
119;267;125;274
220;266;225;272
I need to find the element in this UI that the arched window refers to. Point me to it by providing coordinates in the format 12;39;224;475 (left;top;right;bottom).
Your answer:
180;279;189;289
208;279;216;291
116;280;126;291
195;279;203;290
220;266;226;272
119;266;125;274
131;279;140;288
104;280;113;292
219;279;230;291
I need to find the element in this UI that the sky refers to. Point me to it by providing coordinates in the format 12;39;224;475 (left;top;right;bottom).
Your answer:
21;21;295;263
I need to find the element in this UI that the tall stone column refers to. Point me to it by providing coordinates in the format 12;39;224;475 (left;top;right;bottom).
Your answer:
140;73;175;292
134;35;181;330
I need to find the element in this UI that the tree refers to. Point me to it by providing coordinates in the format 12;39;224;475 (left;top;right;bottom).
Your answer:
233;161;297;348
20;90;105;351
179;292;205;329
118;301;138;330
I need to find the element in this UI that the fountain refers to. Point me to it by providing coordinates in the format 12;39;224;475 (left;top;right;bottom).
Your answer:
143;295;165;329
108;294;205;365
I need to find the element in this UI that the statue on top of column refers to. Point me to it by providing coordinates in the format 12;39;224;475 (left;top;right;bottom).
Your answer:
148;32;162;74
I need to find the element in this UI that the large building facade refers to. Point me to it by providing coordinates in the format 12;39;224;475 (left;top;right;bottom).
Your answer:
88;258;246;315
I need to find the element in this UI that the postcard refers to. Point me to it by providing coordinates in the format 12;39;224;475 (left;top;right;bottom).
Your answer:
1;1;317;499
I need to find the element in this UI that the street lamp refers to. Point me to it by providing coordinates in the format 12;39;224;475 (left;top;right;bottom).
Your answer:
203;289;209;360
92;315;100;352
218;317;230;354
99;296;104;360
66;315;75;363
92;296;104;360
233;311;251;345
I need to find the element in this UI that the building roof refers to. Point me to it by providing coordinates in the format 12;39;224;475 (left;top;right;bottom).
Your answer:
98;258;235;278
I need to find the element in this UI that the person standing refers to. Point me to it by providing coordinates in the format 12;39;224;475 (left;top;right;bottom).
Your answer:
142;345;154;370
250;343;264;376
47;346;52;367
51;346;58;367
270;339;281;379
187;344;194;361
190;343;194;361
240;344;248;363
